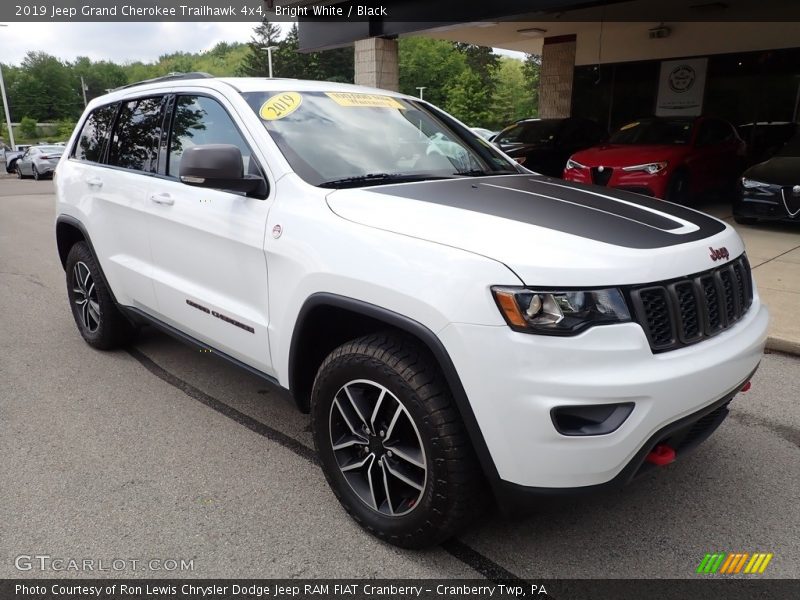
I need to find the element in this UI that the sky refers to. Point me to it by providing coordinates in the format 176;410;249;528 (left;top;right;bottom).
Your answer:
0;21;524;66
0;22;265;65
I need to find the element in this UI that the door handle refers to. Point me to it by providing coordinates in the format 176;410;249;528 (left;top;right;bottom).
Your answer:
150;192;174;206
86;177;103;188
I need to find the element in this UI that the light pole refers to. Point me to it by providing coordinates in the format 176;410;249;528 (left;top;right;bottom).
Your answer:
0;24;14;149
261;45;278;78
416;86;426;100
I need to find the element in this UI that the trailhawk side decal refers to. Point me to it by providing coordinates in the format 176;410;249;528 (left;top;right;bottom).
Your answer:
186;299;255;334
370;175;726;249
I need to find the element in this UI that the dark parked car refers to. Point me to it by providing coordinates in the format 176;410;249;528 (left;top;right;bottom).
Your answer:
734;131;800;225
737;121;798;166
564;116;746;202
493;117;606;177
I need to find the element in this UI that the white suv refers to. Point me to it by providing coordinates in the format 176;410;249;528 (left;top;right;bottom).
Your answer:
55;75;769;548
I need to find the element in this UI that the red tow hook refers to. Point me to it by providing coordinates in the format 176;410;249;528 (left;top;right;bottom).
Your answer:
740;381;752;392
646;444;676;466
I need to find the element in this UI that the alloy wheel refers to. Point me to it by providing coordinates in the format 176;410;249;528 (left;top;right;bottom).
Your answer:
72;261;101;332
328;379;427;516
32;166;39;180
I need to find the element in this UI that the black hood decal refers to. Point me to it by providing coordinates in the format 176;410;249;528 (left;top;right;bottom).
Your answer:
370;175;726;249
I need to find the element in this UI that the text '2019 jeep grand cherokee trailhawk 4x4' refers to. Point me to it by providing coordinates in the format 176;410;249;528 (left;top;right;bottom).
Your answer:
55;75;768;548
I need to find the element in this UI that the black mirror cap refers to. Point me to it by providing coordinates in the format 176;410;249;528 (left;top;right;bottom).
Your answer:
179;144;266;197
179;144;244;181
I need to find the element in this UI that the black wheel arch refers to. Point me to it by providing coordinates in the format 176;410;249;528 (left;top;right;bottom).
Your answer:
288;292;503;496
56;215;121;306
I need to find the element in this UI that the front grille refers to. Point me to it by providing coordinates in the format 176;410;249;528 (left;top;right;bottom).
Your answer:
629;254;753;352
591;167;613;186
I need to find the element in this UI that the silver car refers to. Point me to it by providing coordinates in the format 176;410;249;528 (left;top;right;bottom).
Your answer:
16;145;64;180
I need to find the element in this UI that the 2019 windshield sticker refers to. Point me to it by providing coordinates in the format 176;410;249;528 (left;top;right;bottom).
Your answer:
259;92;303;121
325;92;404;109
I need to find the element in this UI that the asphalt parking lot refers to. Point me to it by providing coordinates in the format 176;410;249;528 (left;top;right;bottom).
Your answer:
1;177;798;580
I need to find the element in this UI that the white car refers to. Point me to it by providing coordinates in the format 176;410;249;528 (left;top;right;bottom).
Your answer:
55;75;768;548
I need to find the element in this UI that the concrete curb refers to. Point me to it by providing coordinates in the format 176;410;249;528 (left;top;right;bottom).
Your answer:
766;336;800;356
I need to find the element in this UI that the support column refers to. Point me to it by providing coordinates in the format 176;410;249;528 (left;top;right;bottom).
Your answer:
354;37;399;92
538;35;577;118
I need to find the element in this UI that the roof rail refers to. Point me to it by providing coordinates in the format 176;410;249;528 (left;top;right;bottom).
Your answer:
113;72;214;92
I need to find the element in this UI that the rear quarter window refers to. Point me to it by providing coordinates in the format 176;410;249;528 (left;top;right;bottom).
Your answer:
72;104;118;163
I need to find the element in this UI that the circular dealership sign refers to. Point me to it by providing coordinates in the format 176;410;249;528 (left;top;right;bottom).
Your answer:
668;65;696;93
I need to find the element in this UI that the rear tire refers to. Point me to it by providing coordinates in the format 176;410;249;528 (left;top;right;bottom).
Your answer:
666;170;689;203
65;241;136;350
311;332;485;548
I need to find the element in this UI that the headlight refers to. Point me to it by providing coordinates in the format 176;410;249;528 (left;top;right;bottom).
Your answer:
740;177;775;190
565;158;585;170
621;161;668;174
491;287;631;335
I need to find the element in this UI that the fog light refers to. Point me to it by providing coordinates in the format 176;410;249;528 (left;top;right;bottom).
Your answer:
551;403;634;436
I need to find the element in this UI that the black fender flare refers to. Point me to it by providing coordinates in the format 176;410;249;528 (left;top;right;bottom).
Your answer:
288;292;503;495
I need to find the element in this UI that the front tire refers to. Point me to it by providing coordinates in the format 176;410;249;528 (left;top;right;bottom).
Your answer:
32;165;40;180
666;170;689;203
311;332;485;548
16;164;24;179
65;242;135;350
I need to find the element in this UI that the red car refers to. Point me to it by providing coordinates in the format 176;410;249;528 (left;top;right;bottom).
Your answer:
563;116;746;202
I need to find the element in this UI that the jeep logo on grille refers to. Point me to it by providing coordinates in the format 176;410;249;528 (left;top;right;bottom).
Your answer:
709;246;729;262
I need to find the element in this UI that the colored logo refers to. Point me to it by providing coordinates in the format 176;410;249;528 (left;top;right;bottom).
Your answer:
668;65;696;93
709;246;729;262
696;552;774;574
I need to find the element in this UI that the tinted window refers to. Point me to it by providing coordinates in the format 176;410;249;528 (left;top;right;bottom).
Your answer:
496;121;561;145
697;120;733;146
108;97;164;172
610;118;694;145
168;96;254;178
73;104;117;162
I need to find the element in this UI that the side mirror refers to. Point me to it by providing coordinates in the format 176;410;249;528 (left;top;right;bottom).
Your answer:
179;144;264;195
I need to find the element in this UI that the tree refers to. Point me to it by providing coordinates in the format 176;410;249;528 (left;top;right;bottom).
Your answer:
239;19;282;77
490;57;537;129
445;69;493;127
19;116;38;139
399;38;468;108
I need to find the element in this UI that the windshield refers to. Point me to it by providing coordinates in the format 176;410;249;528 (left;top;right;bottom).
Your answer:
610;119;694;145
495;121;561;146
242;91;518;187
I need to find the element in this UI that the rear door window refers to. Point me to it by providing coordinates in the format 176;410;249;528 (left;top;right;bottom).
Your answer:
72;104;118;163
108;97;165;172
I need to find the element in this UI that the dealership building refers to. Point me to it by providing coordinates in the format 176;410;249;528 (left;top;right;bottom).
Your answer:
283;0;800;133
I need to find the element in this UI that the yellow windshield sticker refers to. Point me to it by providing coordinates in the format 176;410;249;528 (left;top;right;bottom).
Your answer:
259;92;303;121
325;92;404;109
619;121;639;131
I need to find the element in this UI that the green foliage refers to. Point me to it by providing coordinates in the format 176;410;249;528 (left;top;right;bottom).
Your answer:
19;116;38;139
56;118;77;139
490;57;538;128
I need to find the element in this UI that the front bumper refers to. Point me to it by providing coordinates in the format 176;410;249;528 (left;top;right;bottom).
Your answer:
438;299;768;492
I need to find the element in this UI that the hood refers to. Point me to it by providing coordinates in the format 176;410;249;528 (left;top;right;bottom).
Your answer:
326;175;742;287
744;156;800;187
572;144;687;167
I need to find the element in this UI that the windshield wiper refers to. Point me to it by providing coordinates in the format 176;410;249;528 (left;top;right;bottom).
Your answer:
454;168;521;177
318;173;452;189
